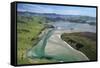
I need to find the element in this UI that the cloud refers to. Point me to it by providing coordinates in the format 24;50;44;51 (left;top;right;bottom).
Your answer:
64;10;80;15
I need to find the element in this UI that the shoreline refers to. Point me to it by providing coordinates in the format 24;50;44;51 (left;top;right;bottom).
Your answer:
45;29;89;61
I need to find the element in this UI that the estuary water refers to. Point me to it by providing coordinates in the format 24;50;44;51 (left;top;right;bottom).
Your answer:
26;21;96;63
53;21;96;33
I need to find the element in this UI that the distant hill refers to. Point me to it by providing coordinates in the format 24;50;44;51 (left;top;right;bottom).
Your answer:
17;11;96;25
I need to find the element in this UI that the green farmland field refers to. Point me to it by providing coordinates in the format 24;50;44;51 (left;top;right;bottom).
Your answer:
17;15;45;64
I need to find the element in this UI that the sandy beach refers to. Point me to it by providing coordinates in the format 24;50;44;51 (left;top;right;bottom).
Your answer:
45;30;89;62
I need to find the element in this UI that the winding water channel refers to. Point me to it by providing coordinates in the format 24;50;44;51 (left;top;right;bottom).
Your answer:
26;22;96;63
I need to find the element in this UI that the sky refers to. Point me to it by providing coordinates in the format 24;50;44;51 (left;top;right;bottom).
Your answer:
17;3;96;17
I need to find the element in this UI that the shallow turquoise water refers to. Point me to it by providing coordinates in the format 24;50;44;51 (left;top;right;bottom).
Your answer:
27;28;55;58
26;22;94;62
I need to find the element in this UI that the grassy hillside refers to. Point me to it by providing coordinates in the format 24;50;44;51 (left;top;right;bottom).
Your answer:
17;15;45;64
61;32;96;60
